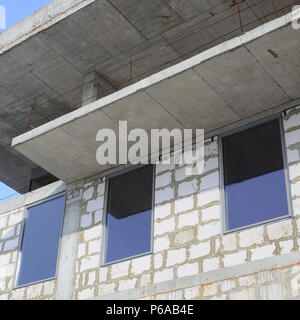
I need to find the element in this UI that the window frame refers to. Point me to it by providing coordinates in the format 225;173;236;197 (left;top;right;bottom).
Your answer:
13;191;66;289
100;164;155;267
219;114;294;235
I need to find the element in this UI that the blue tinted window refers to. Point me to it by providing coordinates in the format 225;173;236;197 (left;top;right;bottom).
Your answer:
17;195;65;286
105;165;153;263
222;118;290;231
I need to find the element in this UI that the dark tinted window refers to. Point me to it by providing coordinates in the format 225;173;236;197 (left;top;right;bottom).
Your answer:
222;118;290;231
17;195;65;286
105;165;153;263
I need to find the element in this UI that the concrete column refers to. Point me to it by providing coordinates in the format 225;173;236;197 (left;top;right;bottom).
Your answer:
81;71;102;107
55;181;83;300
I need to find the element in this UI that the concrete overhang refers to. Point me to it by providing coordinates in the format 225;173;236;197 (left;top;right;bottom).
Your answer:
11;12;300;184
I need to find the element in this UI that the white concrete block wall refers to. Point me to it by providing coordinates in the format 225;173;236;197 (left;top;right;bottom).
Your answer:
1;107;300;300
72;107;300;300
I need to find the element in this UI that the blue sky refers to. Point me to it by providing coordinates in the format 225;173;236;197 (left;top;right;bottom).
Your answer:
0;0;52;30
0;1;52;201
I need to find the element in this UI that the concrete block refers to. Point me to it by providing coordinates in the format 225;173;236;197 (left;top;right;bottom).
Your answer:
0;263;14;277
156;172;172;189
99;267;108;282
291;180;300;197
251;244;276;261
238;275;256;287
43;281;55;296
175;165;190;182
220;279;236;292
178;211;199;228
223;251;247;267
140;273;151;287
1;227;15;240
118;278;137;291
94;210;103;224
8;212;23;226
80;213;93;229
110;260;130;279
97;183;105;196
202;257;220;272
200;171;219;191
267;220;293;240
204;157;218;173
83;186;94;201
222;234;237;251
154;217;175;236
154;253;163;269
131;255;151;275
285;129;300;147
78;288;95;300
166;248;187;267
289;162;300;180
83;225;101;241
203;283;218;296
98;283;116;296
239;226;264;247
230;288;255;300
184;287;200;299
189;241;211;259
279;239;294;254
0;253;10;267
0;215;7;229
80;254;99;272
26;283;43;299
77;243;86;258
287;149;300;163
88;239;101;255
3;238;19;251
154;236;170;253
284;111;300;131
174;228;195;246
197;187;219;208
174;195;194;214
259;283;288;300
154;268;174;284
177;262;198;277
156;163;175;175
154;203;171;220
178;179;198;197
197;221;220;241
155;186;174;204
201;205;220;222
86;197;104;212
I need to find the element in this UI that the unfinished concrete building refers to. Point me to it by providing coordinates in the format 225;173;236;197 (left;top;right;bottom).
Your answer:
0;0;300;300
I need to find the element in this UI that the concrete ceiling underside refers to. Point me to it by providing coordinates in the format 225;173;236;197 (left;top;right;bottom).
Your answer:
0;0;298;192
11;18;300;184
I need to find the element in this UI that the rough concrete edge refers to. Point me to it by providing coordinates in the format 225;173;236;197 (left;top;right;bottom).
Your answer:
91;250;300;300
0;0;96;54
11;12;294;147
0;180;66;215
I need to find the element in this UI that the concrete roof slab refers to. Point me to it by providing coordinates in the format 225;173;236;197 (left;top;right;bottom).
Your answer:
101;91;185;132
194;46;290;117
146;68;241;129
246;26;300;99
12;14;300;184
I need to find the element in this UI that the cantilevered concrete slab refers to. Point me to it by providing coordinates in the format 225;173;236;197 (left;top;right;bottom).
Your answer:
12;12;300;183
0;0;296;192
